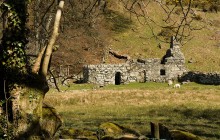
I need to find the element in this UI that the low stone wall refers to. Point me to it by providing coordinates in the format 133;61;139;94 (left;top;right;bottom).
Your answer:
179;71;220;85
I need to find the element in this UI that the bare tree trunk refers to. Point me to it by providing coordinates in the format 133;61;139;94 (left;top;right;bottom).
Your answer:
32;1;63;75
32;13;54;74
32;46;46;73
41;0;64;77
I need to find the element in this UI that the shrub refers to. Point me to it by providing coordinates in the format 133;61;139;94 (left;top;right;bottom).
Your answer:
209;4;219;12
175;8;182;15
166;0;220;13
0;114;13;139
211;19;220;27
192;14;203;20
158;26;176;41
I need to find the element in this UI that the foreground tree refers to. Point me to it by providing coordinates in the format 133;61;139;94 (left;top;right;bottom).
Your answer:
0;0;64;138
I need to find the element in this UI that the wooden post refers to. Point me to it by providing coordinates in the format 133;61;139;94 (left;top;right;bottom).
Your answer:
150;122;172;140
150;122;160;139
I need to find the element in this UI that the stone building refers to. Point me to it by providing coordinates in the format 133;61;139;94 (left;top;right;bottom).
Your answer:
83;37;187;85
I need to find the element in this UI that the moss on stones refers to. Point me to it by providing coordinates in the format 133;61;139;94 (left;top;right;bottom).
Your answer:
170;130;203;140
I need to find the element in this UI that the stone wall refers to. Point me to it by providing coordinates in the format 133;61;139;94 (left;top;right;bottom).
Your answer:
83;37;187;85
179;71;220;85
83;62;144;85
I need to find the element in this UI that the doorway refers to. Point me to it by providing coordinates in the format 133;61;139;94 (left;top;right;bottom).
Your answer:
115;72;121;85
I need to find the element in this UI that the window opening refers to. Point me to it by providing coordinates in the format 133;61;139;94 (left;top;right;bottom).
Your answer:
160;69;166;75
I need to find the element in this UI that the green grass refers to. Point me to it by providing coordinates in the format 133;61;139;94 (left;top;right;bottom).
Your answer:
50;82;220;92
104;10;133;33
45;82;220;139
103;82;220;91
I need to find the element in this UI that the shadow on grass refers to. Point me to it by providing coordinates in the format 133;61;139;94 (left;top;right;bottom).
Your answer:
173;108;220;121
193;130;220;140
147;107;220;140
169;123;220;139
104;10;133;33
57;100;220;139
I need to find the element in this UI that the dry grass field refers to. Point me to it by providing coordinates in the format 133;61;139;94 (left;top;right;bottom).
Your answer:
44;82;220;139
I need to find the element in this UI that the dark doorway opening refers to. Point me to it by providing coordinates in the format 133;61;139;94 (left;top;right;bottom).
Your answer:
160;69;166;75
143;70;147;83
115;72;121;85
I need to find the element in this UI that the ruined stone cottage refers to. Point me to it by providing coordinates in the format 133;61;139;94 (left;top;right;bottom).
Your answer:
83;37;187;85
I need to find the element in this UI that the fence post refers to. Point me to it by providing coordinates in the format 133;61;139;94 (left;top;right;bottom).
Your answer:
150;122;172;140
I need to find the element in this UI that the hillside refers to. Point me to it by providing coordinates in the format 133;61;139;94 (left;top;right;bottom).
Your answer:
51;0;220;75
0;1;219;74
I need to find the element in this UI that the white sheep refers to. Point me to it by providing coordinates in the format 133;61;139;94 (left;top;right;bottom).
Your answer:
173;83;181;88
167;80;173;86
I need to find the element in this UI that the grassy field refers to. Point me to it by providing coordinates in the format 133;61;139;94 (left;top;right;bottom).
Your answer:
44;82;220;139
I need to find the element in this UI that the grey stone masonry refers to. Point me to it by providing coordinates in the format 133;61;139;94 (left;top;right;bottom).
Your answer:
83;37;187;85
179;71;220;85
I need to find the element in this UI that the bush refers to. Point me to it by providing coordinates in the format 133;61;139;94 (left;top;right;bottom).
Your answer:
175;8;182;15
167;0;220;13
209;4;220;12
158;26;176;40
211;19;220;27
199;2;219;13
0;115;13;139
192;14;203;20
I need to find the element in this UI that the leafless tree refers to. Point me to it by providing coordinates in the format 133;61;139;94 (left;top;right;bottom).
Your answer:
30;0;110;88
119;0;203;44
